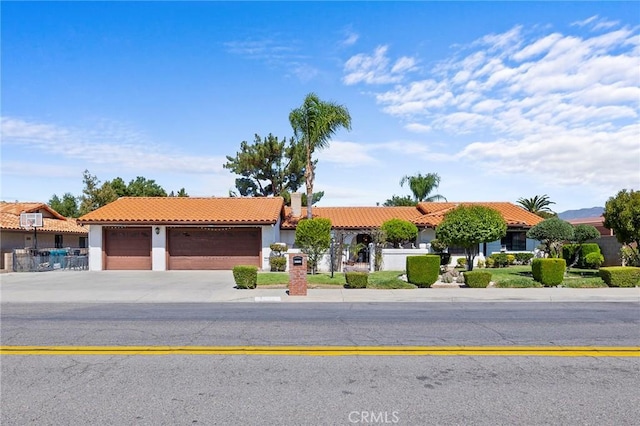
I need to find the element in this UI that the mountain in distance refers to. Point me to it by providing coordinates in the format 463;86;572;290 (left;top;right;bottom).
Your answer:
557;206;604;220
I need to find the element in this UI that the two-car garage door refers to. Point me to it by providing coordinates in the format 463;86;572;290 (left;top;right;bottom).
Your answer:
104;227;261;270
168;227;261;270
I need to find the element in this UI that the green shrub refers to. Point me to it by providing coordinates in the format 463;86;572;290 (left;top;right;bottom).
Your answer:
233;265;258;289
531;258;566;286
464;271;492;288
429;238;448;253
477;259;485;268
485;257;495;268
599;267;640;287
344;271;368;288
269;256;287;272
515;252;534;265
584;252;604;269
580;243;601;268
506;254;516;265
456;257;467;268
381;218;418;248
406;255;440;288
490;253;509;268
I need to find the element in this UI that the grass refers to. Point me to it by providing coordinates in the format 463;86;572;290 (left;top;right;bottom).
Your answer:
484;265;607;288
257;266;608;289
257;270;416;289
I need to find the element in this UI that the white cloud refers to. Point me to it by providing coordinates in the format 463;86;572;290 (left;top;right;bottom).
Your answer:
343;45;417;85
318;141;379;166
341;30;359;47
1;117;227;176
343;20;640;196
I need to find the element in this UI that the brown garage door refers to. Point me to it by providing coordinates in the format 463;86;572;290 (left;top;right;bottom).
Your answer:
104;227;152;270
168;227;261;270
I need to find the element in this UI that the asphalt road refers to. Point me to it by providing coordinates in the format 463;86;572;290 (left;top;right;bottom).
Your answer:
2;303;639;425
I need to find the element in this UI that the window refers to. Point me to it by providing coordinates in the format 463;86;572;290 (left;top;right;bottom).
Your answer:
501;231;526;251
55;235;63;248
79;237;87;248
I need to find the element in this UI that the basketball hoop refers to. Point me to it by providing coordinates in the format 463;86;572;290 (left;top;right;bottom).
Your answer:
20;212;43;250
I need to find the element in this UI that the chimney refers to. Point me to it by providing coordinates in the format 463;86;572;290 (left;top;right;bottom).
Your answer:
291;192;302;218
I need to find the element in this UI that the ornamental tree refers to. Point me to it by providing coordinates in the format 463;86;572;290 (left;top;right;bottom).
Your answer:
381;218;418;248
294;217;331;274
603;189;640;266
566;224;601;269
436;205;507;271
526;217;574;258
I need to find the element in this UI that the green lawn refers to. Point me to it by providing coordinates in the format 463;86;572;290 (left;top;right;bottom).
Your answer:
487;265;607;288
257;271;416;289
257;266;607;289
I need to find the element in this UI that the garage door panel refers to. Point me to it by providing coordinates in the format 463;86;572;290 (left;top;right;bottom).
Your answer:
105;228;151;270
168;228;261;270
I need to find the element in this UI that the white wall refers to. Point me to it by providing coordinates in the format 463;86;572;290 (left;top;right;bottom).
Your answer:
152;226;166;271
88;225;103;271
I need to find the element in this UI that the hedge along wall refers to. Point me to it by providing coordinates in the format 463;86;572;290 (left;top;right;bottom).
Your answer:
406;255;440;288
531;258;566;286
599;267;640;287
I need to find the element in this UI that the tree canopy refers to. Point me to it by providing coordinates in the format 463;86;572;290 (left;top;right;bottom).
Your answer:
290;93;351;218
526;217;574;258
603;189;640;265
436;205;507;271
381;218;418;248
224;133;306;198
48;193;79;218
383;195;416;207
294;217;332;274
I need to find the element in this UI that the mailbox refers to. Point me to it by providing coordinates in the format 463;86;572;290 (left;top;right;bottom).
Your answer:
293;256;303;266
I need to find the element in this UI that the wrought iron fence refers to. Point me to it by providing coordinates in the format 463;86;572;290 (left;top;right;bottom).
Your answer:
12;248;88;272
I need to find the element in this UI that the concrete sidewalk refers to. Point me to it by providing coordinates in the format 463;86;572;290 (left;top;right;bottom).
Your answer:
0;270;638;303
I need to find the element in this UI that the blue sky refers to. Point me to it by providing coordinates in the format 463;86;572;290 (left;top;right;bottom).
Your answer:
2;1;639;213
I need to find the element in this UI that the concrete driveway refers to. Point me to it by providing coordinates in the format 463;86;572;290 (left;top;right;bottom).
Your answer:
1;270;638;303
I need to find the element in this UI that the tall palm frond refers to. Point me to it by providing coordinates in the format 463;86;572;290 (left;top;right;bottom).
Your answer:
400;173;446;202
290;93;351;218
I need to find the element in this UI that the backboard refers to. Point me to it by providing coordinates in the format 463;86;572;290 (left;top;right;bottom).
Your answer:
20;212;43;229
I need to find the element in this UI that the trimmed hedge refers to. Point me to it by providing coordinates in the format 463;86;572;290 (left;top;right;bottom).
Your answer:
531;258;566;286
269;256;287;272
599;267;640;287
406;255;440;288
464;271;492;288
563;243;602;268
233;265;258;289
344;271;368;288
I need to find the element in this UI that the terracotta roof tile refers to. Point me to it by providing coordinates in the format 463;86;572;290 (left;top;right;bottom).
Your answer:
415;202;544;227
78;197;284;225
281;206;425;229
0;202;87;234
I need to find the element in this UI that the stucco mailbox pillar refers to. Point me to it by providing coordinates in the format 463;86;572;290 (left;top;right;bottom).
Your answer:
288;253;307;296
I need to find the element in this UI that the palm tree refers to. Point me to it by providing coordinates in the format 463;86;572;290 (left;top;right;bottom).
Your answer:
516;194;556;217
289;93;352;218
400;173;446;202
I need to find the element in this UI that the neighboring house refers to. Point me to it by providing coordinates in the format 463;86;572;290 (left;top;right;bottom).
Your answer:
78;195;543;271
567;216;621;266
0;202;88;270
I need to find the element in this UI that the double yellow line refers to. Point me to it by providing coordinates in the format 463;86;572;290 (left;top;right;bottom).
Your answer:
1;346;638;357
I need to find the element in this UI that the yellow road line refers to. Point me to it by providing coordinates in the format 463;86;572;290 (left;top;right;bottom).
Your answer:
1;346;638;357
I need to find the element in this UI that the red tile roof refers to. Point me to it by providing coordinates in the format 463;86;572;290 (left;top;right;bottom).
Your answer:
281;206;423;229
78;197;284;225
0;202;87;234
414;202;544;227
